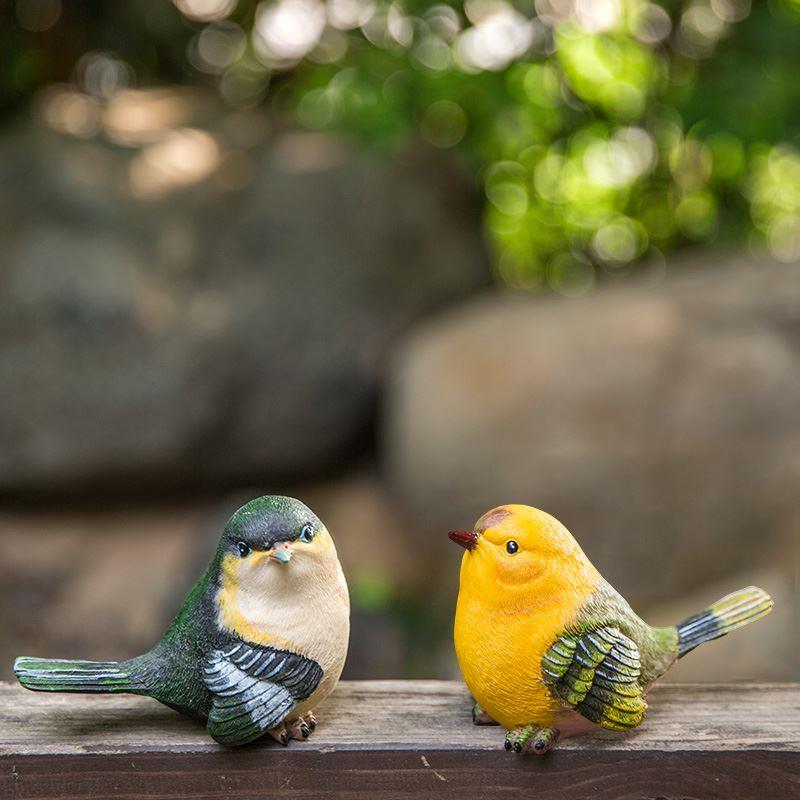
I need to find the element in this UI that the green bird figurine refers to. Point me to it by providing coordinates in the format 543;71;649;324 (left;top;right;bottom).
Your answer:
15;496;350;747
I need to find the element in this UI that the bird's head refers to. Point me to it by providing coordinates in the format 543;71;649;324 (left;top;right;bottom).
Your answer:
448;504;598;601
216;496;341;598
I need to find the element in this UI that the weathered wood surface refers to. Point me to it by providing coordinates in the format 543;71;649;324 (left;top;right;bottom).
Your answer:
1;681;798;799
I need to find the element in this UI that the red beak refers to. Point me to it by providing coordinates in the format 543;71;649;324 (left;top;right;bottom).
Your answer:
448;530;478;551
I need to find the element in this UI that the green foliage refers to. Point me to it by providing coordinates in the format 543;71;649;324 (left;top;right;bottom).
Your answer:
278;1;800;288
350;571;395;612
9;0;800;288
271;0;800;288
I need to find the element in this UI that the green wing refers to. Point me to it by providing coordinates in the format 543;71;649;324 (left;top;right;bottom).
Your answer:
541;626;647;731
203;642;323;746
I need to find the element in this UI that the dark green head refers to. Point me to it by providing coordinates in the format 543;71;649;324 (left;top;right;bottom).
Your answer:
212;497;344;633
220;496;323;563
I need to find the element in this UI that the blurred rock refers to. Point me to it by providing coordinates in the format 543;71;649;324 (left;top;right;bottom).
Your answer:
301;473;422;592
0;506;220;680
300;474;427;678
0;100;489;495
386;256;800;611
650;562;799;682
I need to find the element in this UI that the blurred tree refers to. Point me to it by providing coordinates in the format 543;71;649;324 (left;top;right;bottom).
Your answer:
6;0;800;289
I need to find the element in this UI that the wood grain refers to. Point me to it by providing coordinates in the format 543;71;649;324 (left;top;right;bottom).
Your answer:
1;681;798;799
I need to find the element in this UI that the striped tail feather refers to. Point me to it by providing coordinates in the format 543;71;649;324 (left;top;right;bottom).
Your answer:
14;657;138;693
676;586;773;657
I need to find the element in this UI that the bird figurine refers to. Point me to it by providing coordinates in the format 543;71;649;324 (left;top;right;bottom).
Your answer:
15;495;350;747
449;504;773;755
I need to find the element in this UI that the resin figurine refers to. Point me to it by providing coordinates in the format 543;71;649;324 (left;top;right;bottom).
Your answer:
15;496;350;747
449;504;773;755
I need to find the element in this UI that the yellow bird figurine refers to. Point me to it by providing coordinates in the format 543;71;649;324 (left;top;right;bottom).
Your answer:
449;504;773;755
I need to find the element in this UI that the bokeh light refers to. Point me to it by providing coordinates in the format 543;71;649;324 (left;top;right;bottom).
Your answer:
38;85;101;138
454;2;535;72
421;100;468;147
75;52;134;100
747;146;800;262
173;0;237;22
129;128;221;198
188;22;246;75
254;0;328;66
328;0;375;29
12;0;800;288
15;0;61;31
103;89;194;146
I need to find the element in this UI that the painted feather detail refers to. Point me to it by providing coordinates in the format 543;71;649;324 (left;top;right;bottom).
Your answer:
541;626;647;731
203;641;323;746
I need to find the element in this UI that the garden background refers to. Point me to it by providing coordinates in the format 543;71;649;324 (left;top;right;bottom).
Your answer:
1;0;798;681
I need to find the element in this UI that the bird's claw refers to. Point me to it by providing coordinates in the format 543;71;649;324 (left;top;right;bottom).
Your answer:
287;717;309;740
268;725;290;746
287;712;318;741
504;725;559;755
267;712;318;745
472;702;499;726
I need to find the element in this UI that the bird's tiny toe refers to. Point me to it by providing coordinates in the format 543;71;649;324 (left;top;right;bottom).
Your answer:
286;714;318;741
268;725;290;746
504;725;542;755
286;717;309;741
531;727;559;756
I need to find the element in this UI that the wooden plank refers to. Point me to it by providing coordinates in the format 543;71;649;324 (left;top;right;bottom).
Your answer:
1;680;798;755
0;681;798;800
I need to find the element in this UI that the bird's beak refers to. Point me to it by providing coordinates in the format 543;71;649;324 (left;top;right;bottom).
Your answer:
448;530;478;552
269;543;293;564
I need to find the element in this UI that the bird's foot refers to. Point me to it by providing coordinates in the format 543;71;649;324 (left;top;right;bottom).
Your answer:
286;712;318;741
503;725;560;755
267;712;318;745
472;703;499;726
268;725;290;746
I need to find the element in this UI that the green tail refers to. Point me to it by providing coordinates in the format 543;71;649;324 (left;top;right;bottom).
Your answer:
676;586;773;657
14;657;139;693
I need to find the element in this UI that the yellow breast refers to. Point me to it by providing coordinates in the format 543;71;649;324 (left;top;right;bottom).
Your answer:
454;589;587;729
452;506;601;731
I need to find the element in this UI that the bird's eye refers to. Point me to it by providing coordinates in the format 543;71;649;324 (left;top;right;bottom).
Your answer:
237;541;251;557
506;540;519;554
299;524;315;543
